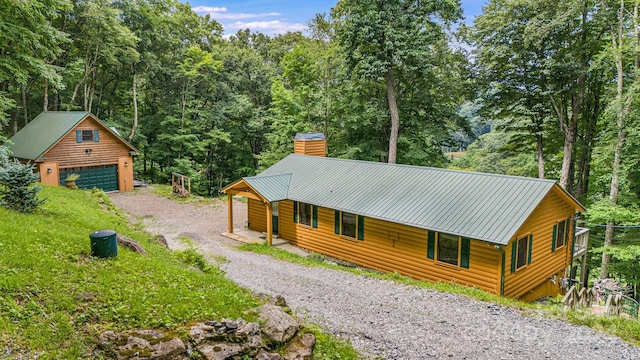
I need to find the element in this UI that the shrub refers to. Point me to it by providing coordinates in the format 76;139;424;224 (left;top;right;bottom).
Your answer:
0;145;45;212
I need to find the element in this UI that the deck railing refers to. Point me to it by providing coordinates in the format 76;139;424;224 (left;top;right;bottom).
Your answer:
573;226;589;257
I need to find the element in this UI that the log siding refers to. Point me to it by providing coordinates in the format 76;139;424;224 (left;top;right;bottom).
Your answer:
249;200;500;295
503;187;576;299
44;117;131;168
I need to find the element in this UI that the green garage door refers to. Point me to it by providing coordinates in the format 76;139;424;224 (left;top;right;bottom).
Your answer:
60;165;118;192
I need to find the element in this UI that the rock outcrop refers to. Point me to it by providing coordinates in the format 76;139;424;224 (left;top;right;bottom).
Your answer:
98;296;316;360
190;319;262;360
257;305;299;344
98;329;187;360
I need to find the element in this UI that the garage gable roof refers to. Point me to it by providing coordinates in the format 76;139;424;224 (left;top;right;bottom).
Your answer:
6;111;138;160
250;154;584;245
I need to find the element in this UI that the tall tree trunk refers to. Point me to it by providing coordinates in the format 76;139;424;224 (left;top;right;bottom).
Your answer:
21;84;28;127
88;75;95;112
555;86;584;192
12;112;17;135
536;133;545;178
128;69;138;142
385;68;399;164
575;84;599;202
601;0;635;279
68;82;81;111
43;78;49;111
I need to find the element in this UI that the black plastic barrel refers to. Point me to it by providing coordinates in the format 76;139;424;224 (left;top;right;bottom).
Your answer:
90;230;118;258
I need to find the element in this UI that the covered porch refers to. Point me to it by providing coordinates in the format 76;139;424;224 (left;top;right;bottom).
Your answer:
220;174;291;246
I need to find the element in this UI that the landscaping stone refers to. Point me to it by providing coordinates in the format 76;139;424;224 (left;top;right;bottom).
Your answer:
256;349;285;360
257;305;299;344
98;329;187;360
282;333;315;360
197;342;244;360
190;318;262;359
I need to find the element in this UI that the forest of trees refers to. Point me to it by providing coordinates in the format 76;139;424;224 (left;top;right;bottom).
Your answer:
1;0;639;294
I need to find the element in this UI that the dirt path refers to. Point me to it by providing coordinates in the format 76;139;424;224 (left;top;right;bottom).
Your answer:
110;188;640;360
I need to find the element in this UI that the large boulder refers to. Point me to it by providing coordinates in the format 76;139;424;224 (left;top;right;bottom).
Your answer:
98;329;187;360
257;305;299;344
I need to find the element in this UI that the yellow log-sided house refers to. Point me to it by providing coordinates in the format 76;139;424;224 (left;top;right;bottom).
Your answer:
222;133;586;301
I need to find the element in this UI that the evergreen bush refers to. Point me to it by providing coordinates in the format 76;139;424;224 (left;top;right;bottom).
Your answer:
0;145;45;212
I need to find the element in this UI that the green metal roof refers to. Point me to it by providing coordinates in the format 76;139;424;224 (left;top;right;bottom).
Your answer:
244;173;291;202
6;111;138;160
249;154;583;245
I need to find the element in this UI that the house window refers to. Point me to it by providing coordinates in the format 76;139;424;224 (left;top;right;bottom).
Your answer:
511;234;533;273
437;233;459;266
556;220;566;248
334;210;364;240
341;212;357;238
552;218;570;251
516;236;528;269
82;130;94;141
76;129;99;143
293;201;318;228
299;202;312;226
427;231;470;269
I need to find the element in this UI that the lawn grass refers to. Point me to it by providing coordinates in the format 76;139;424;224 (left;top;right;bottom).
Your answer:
0;186;361;359
238;243;640;346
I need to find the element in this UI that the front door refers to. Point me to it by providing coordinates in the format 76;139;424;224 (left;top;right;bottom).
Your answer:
272;202;279;234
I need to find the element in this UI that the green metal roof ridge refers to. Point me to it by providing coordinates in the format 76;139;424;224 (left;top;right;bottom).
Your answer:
287;154;558;185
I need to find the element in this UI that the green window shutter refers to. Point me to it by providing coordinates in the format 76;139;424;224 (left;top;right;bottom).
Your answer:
293;201;298;223
312;205;318;228
357;215;365;240
76;130;82;143
564;219;570;244
527;234;533;264
511;241;517;273
427;231;435;259
93;129;99;142
460;237;470;269
552;223;557;252
334;210;340;234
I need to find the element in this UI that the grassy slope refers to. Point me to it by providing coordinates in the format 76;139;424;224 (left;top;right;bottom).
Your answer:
0;186;358;359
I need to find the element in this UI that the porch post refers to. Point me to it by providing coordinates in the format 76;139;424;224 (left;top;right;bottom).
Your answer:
266;202;273;246
227;193;233;233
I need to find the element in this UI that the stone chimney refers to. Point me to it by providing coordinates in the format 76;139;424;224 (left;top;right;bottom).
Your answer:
294;133;326;157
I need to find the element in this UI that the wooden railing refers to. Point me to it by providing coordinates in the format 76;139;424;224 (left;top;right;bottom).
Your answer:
573;226;589;257
171;172;191;197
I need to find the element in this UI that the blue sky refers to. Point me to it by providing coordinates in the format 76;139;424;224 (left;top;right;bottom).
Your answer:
188;0;486;37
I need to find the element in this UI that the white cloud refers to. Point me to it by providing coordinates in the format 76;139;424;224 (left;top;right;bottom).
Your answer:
192;5;279;20
213;12;280;20
226;20;306;35
192;5;305;36
192;6;227;12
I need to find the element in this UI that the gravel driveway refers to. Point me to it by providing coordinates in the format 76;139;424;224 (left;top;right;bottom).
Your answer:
110;188;640;359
